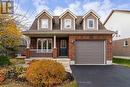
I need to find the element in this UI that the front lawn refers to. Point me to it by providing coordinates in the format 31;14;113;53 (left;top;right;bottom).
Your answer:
58;81;78;87
65;81;77;87
0;80;77;87
113;57;130;67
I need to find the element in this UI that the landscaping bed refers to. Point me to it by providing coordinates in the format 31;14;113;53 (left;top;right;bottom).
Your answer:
0;65;77;87
0;57;77;87
0;79;31;87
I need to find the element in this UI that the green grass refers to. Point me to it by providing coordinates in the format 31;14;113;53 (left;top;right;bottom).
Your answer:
1;80;78;87
64;81;78;87
58;81;78;87
113;57;130;67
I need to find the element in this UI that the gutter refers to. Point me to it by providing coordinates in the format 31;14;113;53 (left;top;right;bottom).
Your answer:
22;30;114;35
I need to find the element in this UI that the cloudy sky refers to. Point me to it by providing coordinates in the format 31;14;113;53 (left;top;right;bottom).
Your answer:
14;0;130;29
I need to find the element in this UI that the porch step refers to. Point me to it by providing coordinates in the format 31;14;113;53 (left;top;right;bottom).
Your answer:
25;58;72;73
25;57;53;64
30;52;52;57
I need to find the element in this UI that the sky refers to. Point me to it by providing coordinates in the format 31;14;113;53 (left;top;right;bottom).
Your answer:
13;0;130;29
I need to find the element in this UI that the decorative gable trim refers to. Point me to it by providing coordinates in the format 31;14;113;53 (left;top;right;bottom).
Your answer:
36;9;53;30
83;10;100;30
83;10;100;19
59;10;76;30
35;9;53;19
59;9;77;19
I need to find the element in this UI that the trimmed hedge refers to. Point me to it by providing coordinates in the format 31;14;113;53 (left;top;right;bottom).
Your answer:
0;55;11;66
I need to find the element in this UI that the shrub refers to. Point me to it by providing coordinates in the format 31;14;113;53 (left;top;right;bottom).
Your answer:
26;60;66;86
0;55;11;66
15;65;26;75
0;69;7;84
6;65;26;80
64;72;74;82
6;65;17;79
17;73;27;82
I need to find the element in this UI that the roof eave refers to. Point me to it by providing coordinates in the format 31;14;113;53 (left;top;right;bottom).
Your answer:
22;31;114;35
103;10;114;25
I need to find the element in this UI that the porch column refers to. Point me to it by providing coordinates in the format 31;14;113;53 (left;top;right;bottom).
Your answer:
22;35;30;49
54;35;56;48
22;35;30;58
53;35;57;58
27;37;30;49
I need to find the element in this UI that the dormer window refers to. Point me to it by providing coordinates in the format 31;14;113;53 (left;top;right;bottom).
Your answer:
87;19;94;29
41;19;48;28
64;19;71;29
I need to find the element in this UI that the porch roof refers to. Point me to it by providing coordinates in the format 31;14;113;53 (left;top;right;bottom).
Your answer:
23;30;114;36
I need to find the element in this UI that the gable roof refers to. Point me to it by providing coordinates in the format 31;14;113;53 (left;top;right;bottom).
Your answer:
104;10;130;25
35;9;53;19
83;10;100;19
59;9;77;19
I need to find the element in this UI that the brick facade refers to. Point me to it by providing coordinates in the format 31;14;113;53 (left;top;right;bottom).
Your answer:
53;48;58;58
26;48;30;58
68;34;112;61
113;38;130;56
26;34;112;62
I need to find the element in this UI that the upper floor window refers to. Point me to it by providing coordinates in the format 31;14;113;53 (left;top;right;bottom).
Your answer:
124;40;128;46
87;19;95;29
41;19;48;28
64;19;71;29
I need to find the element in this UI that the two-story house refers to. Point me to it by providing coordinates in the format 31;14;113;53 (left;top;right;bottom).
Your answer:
23;9;114;65
104;10;130;57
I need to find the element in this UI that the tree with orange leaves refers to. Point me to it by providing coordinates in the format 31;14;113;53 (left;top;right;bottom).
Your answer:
0;12;22;56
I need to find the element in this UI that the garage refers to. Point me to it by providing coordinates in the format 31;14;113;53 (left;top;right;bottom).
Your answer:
75;41;105;64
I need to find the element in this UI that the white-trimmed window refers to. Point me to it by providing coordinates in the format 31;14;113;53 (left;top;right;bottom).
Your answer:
124;40;128;46
37;39;52;53
87;19;95;29
41;19;48;28
64;19;71;29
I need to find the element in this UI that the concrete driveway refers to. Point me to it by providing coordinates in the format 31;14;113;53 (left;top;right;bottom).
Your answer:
71;65;130;87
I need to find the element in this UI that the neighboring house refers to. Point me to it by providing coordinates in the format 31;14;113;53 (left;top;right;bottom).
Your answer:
104;10;130;57
104;10;130;40
23;9;114;65
113;38;130;57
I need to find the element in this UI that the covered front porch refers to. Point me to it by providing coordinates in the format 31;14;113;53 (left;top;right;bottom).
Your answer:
24;35;69;59
21;34;73;72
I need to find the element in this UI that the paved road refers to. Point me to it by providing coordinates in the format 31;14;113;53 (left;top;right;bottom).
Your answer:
71;65;130;87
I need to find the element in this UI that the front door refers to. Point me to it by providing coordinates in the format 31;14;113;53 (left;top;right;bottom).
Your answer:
59;39;67;57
